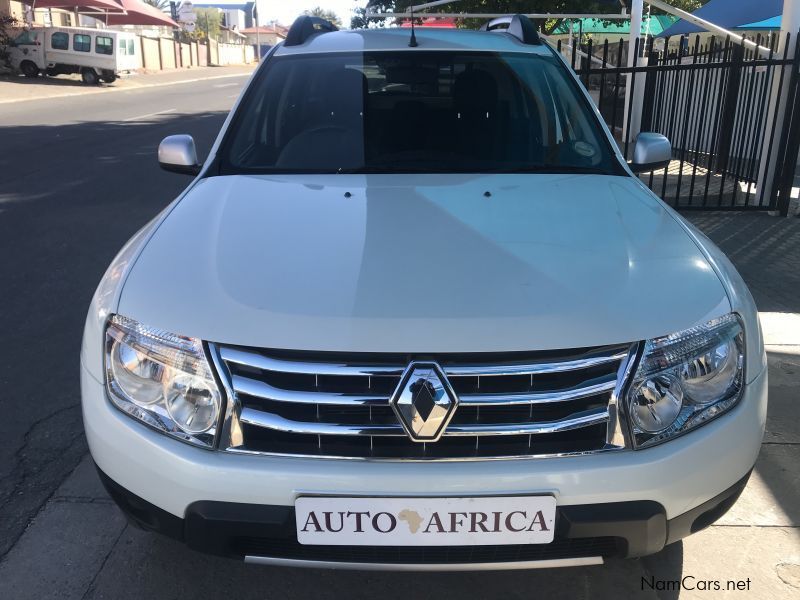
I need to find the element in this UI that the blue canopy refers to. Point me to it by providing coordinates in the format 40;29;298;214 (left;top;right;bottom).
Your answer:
737;16;782;30
660;0;783;37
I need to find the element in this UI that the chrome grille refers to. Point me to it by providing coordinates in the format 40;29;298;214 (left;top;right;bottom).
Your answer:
211;344;636;459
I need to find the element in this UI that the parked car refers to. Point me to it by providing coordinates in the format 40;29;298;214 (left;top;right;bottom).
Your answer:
82;15;766;570
7;26;138;84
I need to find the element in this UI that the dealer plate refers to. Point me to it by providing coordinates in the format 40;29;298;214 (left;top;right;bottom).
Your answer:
295;496;556;546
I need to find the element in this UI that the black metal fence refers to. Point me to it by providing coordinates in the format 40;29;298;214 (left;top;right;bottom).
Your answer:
558;33;800;213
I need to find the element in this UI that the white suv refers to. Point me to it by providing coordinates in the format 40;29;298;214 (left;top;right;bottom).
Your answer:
81;15;767;570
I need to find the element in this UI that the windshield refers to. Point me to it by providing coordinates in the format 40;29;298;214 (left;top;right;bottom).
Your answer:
219;50;622;175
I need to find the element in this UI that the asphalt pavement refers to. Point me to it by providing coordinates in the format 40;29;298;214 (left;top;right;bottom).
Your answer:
0;73;242;558
0;73;798;599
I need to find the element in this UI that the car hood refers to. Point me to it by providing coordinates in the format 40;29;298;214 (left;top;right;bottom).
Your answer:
119;174;729;352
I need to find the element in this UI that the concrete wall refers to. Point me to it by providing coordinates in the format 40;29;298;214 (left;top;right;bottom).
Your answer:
198;42;208;67
179;42;191;68
208;39;219;66
140;36;161;71
214;42;254;66
159;37;176;70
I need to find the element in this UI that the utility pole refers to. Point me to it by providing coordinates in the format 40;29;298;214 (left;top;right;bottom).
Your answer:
627;0;643;69
622;0;645;149
757;0;800;213
253;1;260;63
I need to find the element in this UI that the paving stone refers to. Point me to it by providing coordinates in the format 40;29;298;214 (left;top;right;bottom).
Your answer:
687;213;800;313
83;526;656;600
763;349;800;444
718;445;800;528
678;526;800;599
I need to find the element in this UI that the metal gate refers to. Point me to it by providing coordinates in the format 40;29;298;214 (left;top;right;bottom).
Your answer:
561;33;800;213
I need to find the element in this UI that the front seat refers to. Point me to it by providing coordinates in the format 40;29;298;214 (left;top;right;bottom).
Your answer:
276;69;368;171
453;69;499;161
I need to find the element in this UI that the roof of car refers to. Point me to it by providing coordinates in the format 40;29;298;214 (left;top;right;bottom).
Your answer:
272;27;555;57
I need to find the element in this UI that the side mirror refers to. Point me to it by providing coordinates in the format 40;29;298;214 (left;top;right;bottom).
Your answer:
629;133;672;174
158;134;201;175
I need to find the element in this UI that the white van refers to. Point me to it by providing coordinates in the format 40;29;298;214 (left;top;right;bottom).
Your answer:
8;26;139;84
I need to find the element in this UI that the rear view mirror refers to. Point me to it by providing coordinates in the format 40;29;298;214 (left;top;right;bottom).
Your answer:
385;66;437;85
630;133;672;174
158;135;201;176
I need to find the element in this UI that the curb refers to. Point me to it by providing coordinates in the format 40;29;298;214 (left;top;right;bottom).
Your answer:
760;312;800;346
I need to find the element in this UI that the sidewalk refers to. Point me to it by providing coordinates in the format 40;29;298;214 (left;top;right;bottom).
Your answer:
678;212;800;598
0;64;256;105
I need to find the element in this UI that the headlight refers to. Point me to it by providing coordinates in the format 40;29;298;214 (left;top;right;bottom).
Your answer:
627;313;744;448
104;315;222;447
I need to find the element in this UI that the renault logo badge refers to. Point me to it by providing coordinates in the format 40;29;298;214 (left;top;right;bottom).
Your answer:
390;362;458;442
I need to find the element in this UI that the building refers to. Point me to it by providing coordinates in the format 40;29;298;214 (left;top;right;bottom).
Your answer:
240;24;286;47
217;23;246;44
1;0;74;26
191;1;254;28
222;8;245;31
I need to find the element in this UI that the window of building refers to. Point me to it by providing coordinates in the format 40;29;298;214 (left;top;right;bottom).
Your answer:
118;38;135;56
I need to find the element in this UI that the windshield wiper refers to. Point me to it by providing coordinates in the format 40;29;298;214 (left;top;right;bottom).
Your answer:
483;164;610;174
336;165;457;174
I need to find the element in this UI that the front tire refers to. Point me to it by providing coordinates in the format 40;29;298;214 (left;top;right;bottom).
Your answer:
20;61;39;78
81;68;99;85
99;70;117;84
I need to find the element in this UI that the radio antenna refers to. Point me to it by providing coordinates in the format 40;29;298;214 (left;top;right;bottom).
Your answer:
409;4;419;47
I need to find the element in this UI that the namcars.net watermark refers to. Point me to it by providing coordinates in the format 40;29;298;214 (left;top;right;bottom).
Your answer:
643;576;752;592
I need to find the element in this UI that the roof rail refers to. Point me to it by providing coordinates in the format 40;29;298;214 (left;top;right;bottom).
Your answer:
480;14;541;46
284;15;339;47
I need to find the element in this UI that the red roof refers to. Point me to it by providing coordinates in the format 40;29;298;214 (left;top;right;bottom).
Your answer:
400;17;457;28
240;25;287;37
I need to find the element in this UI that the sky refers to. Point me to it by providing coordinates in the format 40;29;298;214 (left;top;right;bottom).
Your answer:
255;0;368;26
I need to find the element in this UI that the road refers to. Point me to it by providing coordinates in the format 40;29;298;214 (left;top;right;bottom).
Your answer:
0;73;798;599
0;71;244;555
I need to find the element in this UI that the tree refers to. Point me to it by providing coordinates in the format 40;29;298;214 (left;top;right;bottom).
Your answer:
143;0;171;11
661;1;708;12
359;1;711;35
0;12;19;66
304;6;343;28
195;7;221;41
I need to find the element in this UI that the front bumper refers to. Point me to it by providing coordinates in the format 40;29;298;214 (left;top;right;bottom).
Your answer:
83;362;767;566
99;465;750;567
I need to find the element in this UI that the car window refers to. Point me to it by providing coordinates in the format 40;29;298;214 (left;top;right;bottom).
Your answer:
221;50;621;175
16;31;39;45
73;34;91;53
96;36;113;56
51;32;68;50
